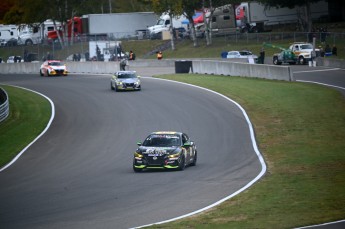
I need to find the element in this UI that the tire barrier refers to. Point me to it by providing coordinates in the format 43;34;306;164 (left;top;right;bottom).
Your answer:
0;87;9;123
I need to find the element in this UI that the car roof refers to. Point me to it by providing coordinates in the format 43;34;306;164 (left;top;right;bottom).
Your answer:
150;131;182;135
116;70;136;74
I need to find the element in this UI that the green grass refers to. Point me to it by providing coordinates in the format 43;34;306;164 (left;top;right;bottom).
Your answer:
146;74;345;229
0;85;51;166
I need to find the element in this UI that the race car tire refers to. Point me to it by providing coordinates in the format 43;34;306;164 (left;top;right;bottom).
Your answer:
46;71;50;77
133;166;142;173
177;156;185;171
190;151;197;166
273;56;281;65
133;160;142;172
110;82;114;90
298;56;305;65
40;70;43;76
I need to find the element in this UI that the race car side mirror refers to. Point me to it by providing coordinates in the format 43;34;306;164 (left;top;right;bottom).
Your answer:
183;142;191;147
137;141;142;146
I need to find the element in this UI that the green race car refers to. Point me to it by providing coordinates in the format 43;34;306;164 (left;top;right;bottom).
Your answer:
133;131;197;172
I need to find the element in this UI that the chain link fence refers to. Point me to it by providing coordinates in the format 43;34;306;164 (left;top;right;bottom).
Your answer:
0;31;344;63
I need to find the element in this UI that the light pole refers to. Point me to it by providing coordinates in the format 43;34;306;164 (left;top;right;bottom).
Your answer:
109;0;112;13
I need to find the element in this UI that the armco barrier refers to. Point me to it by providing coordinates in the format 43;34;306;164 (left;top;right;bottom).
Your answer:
192;60;294;81
0;87;9;123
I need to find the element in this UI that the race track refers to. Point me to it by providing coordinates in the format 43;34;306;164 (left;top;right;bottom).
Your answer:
0;73;263;229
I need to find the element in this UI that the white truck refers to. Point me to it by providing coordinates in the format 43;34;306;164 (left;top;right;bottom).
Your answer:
147;13;187;38
0;24;18;46
236;1;329;32
18;20;61;45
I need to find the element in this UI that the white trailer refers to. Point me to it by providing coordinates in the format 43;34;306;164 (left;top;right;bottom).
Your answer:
0;24;18;46
236;1;329;30
85;12;158;38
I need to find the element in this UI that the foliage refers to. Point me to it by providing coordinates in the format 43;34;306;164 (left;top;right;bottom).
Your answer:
151;0;184;50
182;0;202;47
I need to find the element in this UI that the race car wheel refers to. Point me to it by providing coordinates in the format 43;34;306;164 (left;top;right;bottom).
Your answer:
298;56;305;65
110;82;114;90
177;156;185;171
273;57;281;65
46;70;50;77
190;151;197;166
40;70;43;76
133;160;142;172
133;166;142;173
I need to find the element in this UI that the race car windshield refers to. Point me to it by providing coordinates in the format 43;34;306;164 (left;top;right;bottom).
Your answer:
118;73;137;79
301;44;313;50
49;62;63;66
143;135;181;147
239;51;251;55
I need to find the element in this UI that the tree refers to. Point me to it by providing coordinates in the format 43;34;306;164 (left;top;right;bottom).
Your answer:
257;0;323;32
182;0;202;47
152;0;183;51
202;0;237;46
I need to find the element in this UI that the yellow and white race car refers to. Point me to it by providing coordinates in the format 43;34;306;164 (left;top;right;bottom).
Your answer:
110;71;141;92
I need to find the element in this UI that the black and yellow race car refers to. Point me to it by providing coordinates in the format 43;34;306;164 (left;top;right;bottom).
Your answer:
133;131;197;172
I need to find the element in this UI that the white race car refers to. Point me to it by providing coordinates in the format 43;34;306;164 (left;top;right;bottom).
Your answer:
40;60;68;76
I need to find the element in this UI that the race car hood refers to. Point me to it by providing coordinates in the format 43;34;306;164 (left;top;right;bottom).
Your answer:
137;146;181;155
49;65;66;70
118;78;139;83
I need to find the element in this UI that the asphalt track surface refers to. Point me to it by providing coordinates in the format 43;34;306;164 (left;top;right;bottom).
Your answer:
0;65;344;229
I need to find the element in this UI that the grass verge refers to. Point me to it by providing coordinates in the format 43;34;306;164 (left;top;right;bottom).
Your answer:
0;75;344;228
148;74;345;229
0;85;51;167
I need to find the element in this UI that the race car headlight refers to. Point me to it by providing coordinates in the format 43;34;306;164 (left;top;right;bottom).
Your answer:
116;81;123;85
135;80;140;85
134;152;143;158
168;153;180;158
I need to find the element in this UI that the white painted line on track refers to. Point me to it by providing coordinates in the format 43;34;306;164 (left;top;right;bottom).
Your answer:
296;80;345;91
0;85;55;172
130;77;267;229
294;68;341;74
294;219;345;229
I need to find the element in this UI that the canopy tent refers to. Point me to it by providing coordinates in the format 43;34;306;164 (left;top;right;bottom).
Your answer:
181;12;204;25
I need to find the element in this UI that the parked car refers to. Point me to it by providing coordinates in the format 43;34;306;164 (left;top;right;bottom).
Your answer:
7;56;23;63
0;38;18;47
226;50;258;61
133;131;197;172
39;60;68;76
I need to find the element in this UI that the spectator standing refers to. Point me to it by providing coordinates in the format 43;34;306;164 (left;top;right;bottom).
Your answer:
157;51;163;60
129;50;136;60
259;48;265;64
120;58;128;71
332;45;337;56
